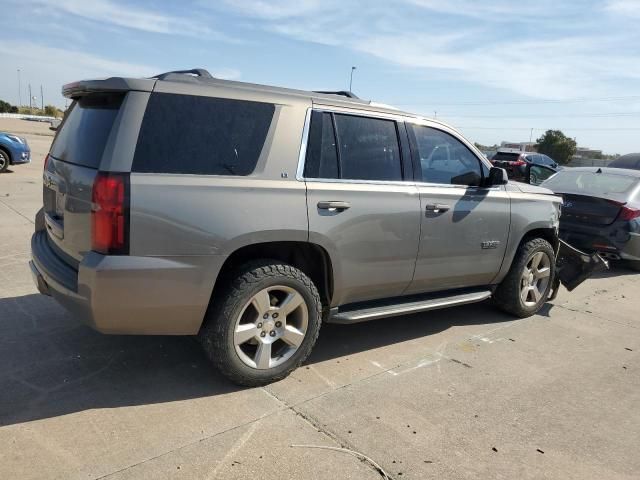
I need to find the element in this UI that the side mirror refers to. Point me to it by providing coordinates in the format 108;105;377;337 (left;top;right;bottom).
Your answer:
487;167;508;186
526;164;556;186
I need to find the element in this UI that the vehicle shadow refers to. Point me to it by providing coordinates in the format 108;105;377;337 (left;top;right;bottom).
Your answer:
0;293;513;426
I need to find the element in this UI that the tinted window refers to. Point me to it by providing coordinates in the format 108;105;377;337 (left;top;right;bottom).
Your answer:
542;170;639;195
50;93;124;168
334;114;402;181
492;152;521;161
411;126;484;186
133;93;274;175
304;111;339;178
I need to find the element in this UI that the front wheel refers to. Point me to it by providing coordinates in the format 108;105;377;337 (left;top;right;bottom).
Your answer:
199;260;322;386
0;149;9;173
493;238;556;317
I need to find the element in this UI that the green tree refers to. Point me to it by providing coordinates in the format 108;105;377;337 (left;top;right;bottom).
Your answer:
44;105;58;116
0;99;15;113
535;130;577;165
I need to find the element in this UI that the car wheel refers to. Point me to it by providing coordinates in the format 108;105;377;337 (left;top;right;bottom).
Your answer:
199;260;322;386
0;149;10;173
493;238;556;318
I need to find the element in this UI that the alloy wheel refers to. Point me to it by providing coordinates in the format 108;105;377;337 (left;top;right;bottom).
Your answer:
233;285;309;369
520;251;551;306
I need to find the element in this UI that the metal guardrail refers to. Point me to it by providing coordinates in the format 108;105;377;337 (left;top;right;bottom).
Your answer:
0;113;59;122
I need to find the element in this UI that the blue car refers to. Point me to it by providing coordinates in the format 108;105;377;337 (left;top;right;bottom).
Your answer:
0;132;31;173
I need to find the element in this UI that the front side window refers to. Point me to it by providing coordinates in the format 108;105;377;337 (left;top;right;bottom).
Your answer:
304;111;403;182
410;125;484;186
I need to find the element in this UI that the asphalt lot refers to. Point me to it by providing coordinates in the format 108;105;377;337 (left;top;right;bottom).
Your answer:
1;118;638;480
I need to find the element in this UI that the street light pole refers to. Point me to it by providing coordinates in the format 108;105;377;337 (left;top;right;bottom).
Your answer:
41;85;44;110
349;66;356;92
17;69;22;107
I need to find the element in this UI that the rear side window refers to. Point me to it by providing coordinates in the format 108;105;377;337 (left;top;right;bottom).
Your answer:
304;111;339;178
133;93;275;175
304;111;403;181
50;94;124;168
335;114;402;181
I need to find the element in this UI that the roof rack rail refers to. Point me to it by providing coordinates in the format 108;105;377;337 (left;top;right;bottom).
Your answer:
314;90;360;99
151;68;214;80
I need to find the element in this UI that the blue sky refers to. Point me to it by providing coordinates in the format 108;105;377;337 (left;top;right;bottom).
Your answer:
1;0;639;154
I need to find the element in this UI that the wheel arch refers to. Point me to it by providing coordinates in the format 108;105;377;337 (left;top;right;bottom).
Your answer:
0;145;12;165
210;241;335;311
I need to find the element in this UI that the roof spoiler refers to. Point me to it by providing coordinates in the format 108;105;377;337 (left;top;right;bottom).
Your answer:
62;77;155;99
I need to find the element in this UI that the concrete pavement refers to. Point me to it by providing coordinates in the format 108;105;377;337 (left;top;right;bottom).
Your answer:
0;119;638;479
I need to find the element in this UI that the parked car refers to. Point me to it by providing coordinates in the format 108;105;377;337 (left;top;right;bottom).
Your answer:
49;118;62;131
608;153;640;170
0;131;31;173
540;167;640;270
491;150;559;182
29;69;604;386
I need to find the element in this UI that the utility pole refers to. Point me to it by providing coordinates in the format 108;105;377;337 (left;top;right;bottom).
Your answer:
28;84;32;112
17;69;22;107
349;66;356;92
434;111;437;119
529;128;533;146
41;85;44;110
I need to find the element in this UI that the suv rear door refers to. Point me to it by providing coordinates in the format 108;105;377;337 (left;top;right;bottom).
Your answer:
43;93;126;266
405;123;510;293
302;108;420;306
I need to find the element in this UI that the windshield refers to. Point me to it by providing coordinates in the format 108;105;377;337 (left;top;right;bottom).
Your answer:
542;170;639;195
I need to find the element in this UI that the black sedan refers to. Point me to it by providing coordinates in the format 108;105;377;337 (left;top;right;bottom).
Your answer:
540;167;640;270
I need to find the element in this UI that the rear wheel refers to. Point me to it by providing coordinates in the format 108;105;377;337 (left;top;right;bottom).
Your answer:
199;260;322;386
0;149;9;173
494;238;555;317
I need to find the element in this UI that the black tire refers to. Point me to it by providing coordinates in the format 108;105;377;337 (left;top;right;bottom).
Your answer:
625;260;640;272
199;260;322;387
493;238;556;318
0;149;10;173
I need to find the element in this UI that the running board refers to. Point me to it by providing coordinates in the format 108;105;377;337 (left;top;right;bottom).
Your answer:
329;290;492;324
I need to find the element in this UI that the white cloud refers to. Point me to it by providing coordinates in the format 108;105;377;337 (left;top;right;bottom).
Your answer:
222;0;640;100
0;41;241;106
28;0;233;40
604;0;640;17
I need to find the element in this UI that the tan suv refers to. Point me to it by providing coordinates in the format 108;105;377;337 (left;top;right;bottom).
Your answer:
30;69;605;385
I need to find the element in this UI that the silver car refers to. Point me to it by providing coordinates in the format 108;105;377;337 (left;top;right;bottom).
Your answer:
30;69;603;386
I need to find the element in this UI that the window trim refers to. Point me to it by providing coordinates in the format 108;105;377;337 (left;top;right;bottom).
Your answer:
296;107;410;185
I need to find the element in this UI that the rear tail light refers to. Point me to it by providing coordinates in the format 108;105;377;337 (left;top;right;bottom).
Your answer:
513;160;526;166
91;172;129;254
618;205;640;221
43;154;50;172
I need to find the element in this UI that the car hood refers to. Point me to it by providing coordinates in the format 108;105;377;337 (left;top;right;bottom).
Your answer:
509;181;556;196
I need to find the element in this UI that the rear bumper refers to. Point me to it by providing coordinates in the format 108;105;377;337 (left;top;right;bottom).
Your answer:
30;230;226;335
559;221;640;262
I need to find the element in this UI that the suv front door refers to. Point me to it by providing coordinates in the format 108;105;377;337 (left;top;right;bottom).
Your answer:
405;123;510;294
301;109;420;306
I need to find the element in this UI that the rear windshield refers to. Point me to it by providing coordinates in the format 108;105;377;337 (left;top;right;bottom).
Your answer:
50;94;124;168
132;93;275;175
542;170;639;195
492;152;520;161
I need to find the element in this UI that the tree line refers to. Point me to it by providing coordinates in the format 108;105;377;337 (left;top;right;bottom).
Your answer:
0;98;64;117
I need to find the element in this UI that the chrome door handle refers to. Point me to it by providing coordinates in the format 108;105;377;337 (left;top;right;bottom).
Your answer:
318;201;351;211
425;203;450;213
